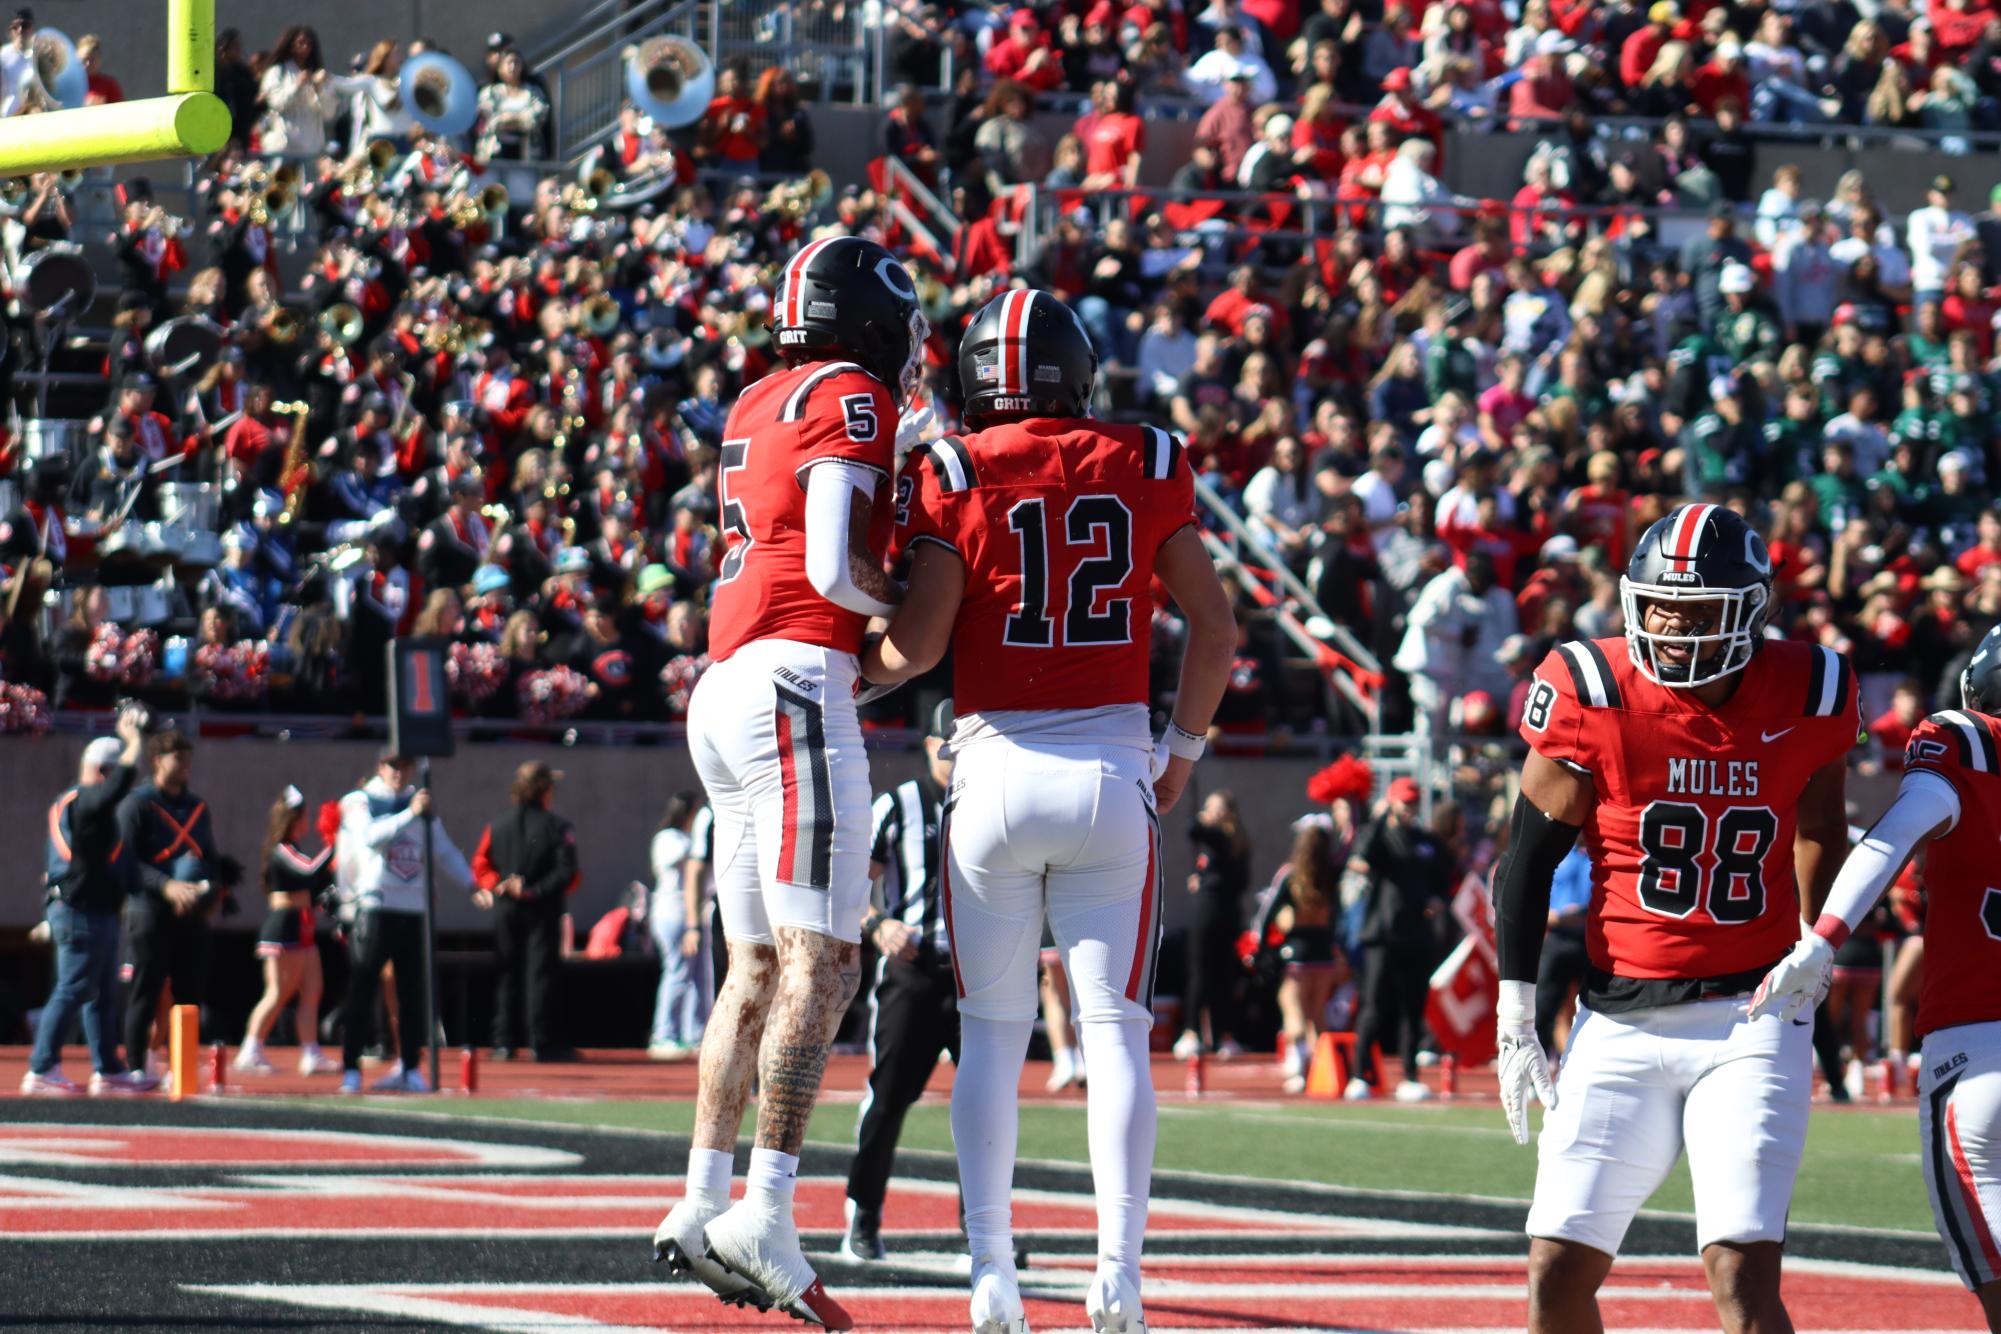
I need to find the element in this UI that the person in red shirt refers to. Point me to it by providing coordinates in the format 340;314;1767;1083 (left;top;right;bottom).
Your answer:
1078;80;1145;188
1561;451;1635;571
653;237;926;1334
1689;41;1750;115
1292;84;1348;181
1866;678;1927;771
77;34;122;105
1619;0;1678;88
1496;503;1855;1333
696;67;766;165
985;9;1067;91
1752;627;2001;1308
1368;67;1444;165
864;289;1234;1334
1509;156;1578;247
1958;509;2001;581
1449;215;1511;290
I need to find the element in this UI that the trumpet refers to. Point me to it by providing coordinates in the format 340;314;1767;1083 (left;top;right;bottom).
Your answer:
479;183;509;218
319;302;364;346
768;169;833;222
560;183;601;214
364;138;399;174
260;306;302;344
445;193;482;228
576;163;617;206
147;206;193;237
578;294;621;337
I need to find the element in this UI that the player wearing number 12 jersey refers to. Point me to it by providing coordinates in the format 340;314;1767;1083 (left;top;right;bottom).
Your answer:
1490;502;1855;1332
864;289;1235;1334
1753;622;2001;1327
656;236;926;1332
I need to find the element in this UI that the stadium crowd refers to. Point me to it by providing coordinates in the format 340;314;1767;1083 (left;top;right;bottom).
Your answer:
0;6;1991;756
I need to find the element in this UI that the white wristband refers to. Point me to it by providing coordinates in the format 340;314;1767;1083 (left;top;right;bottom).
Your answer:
1165;722;1206;763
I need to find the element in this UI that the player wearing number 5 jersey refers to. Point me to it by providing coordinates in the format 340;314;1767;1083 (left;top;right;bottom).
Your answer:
864;288;1236;1334
1490;502;1855;1333
654;236;927;1332
1752;622;2001;1328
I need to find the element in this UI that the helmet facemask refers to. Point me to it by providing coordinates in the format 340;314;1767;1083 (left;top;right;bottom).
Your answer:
1619;581;1768;688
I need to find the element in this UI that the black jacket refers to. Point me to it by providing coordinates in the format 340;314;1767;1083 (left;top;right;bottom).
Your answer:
1352;815;1454;948
46;763;137;912
118;782;222;914
474;805;579;903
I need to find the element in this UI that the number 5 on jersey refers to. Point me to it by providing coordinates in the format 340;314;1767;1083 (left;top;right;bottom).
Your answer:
719;438;752;583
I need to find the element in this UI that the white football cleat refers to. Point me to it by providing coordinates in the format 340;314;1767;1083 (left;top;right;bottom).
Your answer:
1045;1050;1080;1093
1170;1031;1201;1060
970;1254;1029;1334
654;1194;752;1304
1394;1079;1434;1103
1085;1263;1147;1333
701;1196;853;1329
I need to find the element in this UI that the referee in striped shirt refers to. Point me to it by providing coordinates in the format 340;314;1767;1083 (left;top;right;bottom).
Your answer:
843;699;958;1262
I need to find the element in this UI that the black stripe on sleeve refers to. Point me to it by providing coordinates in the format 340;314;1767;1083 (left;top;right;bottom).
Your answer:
1558;643;1595;706
1578;639;1622;709
1832;654;1854;721
1806;648;1829;717
940;436;976;491
1979;719;2000;777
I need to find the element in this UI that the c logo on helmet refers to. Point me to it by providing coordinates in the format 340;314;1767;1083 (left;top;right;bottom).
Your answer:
1744;531;1772;575
874;257;917;301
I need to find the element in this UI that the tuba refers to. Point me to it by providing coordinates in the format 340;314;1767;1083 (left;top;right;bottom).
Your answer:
623;36;714;129
401;52;478;137
319;303;364;346
31;28;85;109
579;294;621;337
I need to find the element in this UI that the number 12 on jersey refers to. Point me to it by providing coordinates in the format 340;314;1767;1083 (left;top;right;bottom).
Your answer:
1003;494;1135;648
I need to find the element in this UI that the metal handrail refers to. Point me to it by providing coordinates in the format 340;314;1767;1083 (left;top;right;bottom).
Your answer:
1199;528;1379;730
880;155;962;243
1190;473;1383;729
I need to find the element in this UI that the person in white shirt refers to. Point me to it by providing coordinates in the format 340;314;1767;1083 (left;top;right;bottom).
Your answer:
0;9;42;116
1392;550;1519;732
1829;204;1912;299
1380;139;1463;244
1349;441;1406;551
335;749;474;1093
1242;437;1322;568
1773;202;1842;342
1184;26;1278;103
1823;385;1893;477
1907;173;1975;304
1754;164;1805;250
649;793;712;1059
258;26;339;157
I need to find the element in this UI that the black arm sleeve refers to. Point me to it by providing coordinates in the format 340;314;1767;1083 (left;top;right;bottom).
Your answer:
72;763;136;829
1492;793;1583;984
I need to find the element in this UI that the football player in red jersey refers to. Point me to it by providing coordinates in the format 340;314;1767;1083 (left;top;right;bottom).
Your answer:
1490;502;1855;1333
862;288;1236;1334
1753;622;2001;1327
651;236;927;1332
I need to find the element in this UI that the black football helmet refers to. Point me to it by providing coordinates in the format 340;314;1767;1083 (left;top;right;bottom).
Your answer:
1621;502;1773;688
1962;622;2001;715
957;287;1099;423
771;236;927;405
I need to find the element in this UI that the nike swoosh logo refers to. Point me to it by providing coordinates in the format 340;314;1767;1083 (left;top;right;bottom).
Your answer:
1762;727;1796;742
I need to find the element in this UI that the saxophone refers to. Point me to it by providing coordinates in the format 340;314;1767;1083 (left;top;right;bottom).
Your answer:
270;400;313;524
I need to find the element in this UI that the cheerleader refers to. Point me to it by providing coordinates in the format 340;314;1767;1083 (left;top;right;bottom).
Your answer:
235;786;338;1074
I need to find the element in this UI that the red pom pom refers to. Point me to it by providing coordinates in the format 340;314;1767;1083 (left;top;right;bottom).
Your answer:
1306;753;1374;806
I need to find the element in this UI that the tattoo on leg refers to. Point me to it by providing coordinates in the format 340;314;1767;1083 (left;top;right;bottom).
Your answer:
752;928;860;1154
692;942;778;1152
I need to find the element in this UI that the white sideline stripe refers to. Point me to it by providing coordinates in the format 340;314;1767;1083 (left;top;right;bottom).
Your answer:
0;1122;581;1169
186;1286;629;1332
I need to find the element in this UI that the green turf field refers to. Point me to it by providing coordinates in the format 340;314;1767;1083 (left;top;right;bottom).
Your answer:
306;1097;1934;1235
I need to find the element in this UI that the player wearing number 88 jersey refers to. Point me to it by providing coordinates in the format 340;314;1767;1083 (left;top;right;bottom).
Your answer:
1490;501;1857;1331
863;288;1237;1334
662;237;927;1333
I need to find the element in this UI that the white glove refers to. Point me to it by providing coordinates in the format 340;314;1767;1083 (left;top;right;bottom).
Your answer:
1496;979;1557;1147
1748;930;1835;1023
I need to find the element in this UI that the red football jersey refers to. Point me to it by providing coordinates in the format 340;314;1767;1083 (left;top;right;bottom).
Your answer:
706;360;898;664
1902;709;2001;1039
897;418;1195;713
1520;636;1859;980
